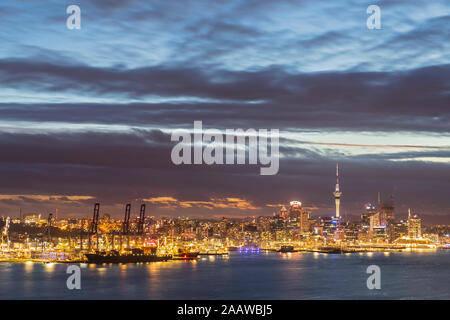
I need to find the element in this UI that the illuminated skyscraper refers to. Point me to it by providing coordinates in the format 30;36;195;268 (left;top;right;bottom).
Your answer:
407;209;422;239
333;163;342;218
287;201;310;234
362;203;377;228
279;206;288;218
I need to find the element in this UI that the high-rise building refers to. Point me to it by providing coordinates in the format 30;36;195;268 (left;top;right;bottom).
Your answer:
23;213;41;225
287;201;310;234
320;216;339;237
333;163;342;218
381;196;395;226
288;201;302;219
279;206;288;218
272;210;285;232
299;211;310;234
393;220;408;240
372;225;386;241
369;212;380;234
407;209;421;239
382;197;395;241
362;203;377;228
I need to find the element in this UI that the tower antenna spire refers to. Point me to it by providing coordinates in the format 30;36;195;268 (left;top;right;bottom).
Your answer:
335;163;340;192
333;163;342;218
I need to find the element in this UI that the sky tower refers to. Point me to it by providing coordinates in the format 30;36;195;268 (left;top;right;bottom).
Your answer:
334;163;342;218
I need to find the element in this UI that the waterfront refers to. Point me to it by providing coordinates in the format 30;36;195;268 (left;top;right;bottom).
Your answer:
1;250;448;300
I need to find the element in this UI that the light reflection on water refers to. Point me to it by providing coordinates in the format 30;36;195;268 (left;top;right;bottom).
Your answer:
0;251;449;300
24;261;33;274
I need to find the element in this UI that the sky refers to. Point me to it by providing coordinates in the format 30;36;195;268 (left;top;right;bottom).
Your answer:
0;0;449;222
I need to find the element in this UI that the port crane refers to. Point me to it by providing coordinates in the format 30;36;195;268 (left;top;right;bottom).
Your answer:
85;203;147;252
46;213;53;243
88;203;100;251
137;204;146;235
137;204;146;246
120;203;131;250
122;203;131;235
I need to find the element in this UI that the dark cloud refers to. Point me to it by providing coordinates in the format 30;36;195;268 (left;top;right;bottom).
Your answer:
0;61;448;132
0;129;448;220
0;0;448;221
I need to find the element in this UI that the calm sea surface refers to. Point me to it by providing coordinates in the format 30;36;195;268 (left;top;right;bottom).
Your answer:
1;250;449;299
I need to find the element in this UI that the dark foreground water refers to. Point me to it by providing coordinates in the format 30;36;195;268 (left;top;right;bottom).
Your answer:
1;250;449;299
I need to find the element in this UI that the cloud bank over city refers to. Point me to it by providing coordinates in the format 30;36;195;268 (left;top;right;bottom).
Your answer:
0;0;448;220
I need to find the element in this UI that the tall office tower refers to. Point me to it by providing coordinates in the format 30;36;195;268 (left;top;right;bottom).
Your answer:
381;195;395;225
381;195;395;241
299;210;310;234
393;220;408;240
362;203;377;228
288;201;302;220
279;206;288;218
288;201;309;233
407;209;422;239
369;211;380;232
333;163;342;218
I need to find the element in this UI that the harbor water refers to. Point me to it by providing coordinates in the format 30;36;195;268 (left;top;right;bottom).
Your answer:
0;250;448;299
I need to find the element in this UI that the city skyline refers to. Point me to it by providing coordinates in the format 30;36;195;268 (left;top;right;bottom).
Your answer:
4;166;448;225
0;1;449;220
